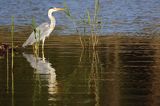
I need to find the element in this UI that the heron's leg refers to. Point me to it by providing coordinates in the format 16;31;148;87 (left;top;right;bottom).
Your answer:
32;45;35;53
32;44;37;55
42;39;45;61
42;39;45;52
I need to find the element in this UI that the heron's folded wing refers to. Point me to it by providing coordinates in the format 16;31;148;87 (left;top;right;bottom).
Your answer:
22;22;50;47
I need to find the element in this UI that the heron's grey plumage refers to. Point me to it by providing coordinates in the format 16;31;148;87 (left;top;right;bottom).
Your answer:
22;7;64;48
22;22;52;47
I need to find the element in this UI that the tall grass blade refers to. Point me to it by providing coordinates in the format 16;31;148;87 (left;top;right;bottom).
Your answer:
86;9;91;24
6;49;9;94
63;0;72;19
11;16;14;69
94;0;100;21
32;17;40;56
11;70;15;106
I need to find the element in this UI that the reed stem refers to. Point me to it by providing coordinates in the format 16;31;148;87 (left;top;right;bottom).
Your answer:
11;16;14;69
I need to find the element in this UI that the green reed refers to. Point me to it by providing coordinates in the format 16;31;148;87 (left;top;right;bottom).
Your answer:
31;17;40;56
63;0;101;49
6;48;9;94
11;16;14;69
89;0;100;49
63;1;85;48
11;16;15;106
64;1;101;103
11;68;15;106
63;1;72;19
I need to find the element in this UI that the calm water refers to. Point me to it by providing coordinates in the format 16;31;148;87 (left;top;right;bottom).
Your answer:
0;0;160;34
0;0;160;106
1;35;160;106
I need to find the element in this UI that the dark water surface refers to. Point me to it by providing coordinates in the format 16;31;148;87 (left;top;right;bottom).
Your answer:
0;0;160;34
1;35;160;106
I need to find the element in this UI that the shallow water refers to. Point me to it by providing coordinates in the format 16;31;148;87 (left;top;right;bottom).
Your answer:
1;35;160;106
0;0;160;34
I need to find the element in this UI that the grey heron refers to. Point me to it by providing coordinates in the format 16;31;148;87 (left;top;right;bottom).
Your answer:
22;7;64;50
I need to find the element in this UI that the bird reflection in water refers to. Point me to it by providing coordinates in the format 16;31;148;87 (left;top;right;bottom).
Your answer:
23;53;58;95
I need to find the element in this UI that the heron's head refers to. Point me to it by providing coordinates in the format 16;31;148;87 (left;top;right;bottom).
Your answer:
48;7;65;13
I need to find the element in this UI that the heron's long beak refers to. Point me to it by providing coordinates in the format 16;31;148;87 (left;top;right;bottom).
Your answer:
56;8;65;11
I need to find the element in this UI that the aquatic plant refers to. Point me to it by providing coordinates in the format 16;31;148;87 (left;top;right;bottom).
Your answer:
11;16;14;69
11;16;15;106
31;17;40;56
63;0;101;49
6;46;9;93
63;0;85;48
63;2;102;102
86;0;101;49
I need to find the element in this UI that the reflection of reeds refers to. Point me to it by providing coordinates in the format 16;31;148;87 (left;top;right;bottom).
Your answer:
33;73;41;105
11;69;15;106
63;1;101;104
6;48;9;94
76;48;101;105
88;49;101;106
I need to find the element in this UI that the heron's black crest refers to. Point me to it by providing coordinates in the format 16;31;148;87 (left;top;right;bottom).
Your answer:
49;7;54;10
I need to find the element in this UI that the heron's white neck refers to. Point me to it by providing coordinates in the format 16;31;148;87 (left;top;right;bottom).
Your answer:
48;11;56;30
